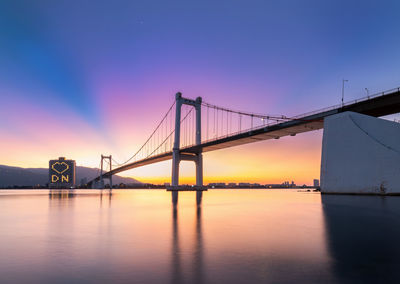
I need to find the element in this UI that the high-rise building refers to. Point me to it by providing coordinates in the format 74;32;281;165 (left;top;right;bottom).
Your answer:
313;179;319;187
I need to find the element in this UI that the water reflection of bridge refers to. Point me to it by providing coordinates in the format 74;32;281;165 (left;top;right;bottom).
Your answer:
44;190;400;282
171;191;204;284
48;189;205;284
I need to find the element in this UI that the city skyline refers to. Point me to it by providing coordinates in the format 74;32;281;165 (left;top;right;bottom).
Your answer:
1;1;400;184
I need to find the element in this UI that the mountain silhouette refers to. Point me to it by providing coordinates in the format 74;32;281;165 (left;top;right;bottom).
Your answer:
0;165;141;187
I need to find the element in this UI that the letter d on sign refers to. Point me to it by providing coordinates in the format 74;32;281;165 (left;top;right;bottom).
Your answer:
51;175;59;182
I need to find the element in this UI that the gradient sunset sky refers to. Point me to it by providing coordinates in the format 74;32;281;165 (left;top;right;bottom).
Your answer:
1;0;400;184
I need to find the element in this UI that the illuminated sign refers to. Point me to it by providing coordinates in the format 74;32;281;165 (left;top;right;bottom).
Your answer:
49;157;76;188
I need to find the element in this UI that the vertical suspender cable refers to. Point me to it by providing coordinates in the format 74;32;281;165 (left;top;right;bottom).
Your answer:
193;108;195;145
230;111;232;134
213;107;216;138
157;126;159;154
170;107;173;151
184;107;186;147
226;110;228;136
185;107;187;147
221;109;223;136
193;109;195;145
193;108;195;144
216;108;219;138
207;106;209;141
186;107;188;147
189;108;191;146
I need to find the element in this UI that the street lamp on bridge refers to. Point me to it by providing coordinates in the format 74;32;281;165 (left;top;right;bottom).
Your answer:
342;79;348;107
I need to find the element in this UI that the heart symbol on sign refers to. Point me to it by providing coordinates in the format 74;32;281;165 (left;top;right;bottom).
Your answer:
52;162;69;174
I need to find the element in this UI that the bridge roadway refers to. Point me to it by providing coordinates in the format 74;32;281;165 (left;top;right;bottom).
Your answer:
91;88;400;183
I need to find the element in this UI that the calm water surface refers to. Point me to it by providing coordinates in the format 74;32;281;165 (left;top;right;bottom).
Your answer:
0;189;399;284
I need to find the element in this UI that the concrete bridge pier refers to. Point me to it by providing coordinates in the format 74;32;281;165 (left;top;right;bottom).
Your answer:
195;153;203;187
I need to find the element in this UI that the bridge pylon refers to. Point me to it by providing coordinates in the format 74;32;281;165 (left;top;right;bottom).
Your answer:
169;92;207;191
100;154;113;190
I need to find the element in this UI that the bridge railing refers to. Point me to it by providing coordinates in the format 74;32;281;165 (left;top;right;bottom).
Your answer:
291;86;400;120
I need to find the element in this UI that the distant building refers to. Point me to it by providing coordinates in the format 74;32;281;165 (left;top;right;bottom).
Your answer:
265;184;283;188
208;183;226;188
49;157;76;189
313;179;319;187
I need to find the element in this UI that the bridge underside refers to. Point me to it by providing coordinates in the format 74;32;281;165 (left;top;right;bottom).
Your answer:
89;89;400;185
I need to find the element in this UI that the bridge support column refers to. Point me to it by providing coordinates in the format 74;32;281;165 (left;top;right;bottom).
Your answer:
171;154;180;187
172;93;183;187
100;155;113;190
195;96;203;187
170;93;206;190
196;153;203;186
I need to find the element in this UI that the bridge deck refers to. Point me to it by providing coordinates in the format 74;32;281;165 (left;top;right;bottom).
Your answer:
90;88;400;183
187;88;400;153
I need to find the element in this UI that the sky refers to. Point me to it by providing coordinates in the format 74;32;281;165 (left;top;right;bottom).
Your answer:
1;0;400;185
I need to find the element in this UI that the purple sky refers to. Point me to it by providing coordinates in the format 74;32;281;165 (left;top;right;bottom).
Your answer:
1;0;400;183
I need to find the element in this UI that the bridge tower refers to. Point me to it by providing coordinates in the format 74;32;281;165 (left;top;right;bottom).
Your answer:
171;92;206;190
100;155;113;190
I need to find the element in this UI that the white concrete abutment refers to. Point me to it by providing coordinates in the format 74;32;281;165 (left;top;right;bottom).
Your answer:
320;111;400;195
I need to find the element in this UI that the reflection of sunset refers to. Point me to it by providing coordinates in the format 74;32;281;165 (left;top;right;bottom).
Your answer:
202;190;329;263
0;189;331;282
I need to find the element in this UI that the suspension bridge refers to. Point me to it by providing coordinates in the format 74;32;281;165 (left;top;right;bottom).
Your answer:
88;87;400;190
